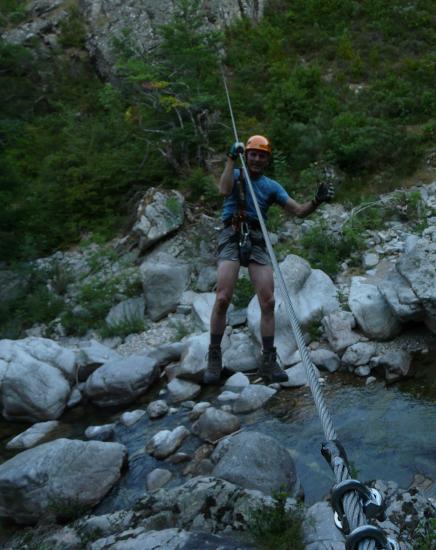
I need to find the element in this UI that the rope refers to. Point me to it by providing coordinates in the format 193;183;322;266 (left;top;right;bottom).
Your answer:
220;65;377;550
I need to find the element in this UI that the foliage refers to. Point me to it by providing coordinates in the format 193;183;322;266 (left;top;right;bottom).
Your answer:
0;265;64;339
100;316;147;338
411;516;436;550
233;277;254;309
1;0;435;263
248;490;305;550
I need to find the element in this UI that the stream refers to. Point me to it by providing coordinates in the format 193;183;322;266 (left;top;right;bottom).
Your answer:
0;349;435;513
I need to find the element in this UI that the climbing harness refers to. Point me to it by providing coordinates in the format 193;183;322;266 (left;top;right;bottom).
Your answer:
219;64;399;550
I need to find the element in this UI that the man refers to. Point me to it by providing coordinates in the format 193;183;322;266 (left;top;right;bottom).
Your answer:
204;135;334;384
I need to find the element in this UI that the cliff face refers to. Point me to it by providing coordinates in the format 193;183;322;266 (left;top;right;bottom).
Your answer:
1;0;265;77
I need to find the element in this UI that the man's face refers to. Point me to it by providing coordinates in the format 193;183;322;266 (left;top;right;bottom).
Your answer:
246;149;269;177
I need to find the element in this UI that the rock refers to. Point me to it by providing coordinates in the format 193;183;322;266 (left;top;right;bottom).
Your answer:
397;237;436;332
132;188;185;252
192;407;241;443
177;332;209;381
228;308;248;327
0;338;74;422
341;342;377;367
78;510;134;540
224;372;250;388
139;252;191;321
378;268;424;323
76;340;122;382
85;353;159;407
146;426;190;459
321;310;361;353
191;292;217;331
146;468;172;492
6;421;60;451
0;438;126;524
348;277;402;340
217;390;240;402
146;400;169;419
119;409;146;427
195;266;217;292
371;350;412;382
310;348;340;373
355;366;371;377
212;431;299;496
281;362;320;387
66;386;82;408
84;424;115;441
363;252;380;269
188;401;211;421
166;379;201;403
105;297;145;328
303;501;345;549
232;385;276;414
248;255;339;363
222;331;261;372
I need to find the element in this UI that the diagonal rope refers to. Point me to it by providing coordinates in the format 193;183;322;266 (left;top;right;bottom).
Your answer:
220;64;377;550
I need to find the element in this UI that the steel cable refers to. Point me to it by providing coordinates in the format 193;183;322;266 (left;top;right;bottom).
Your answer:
220;65;377;550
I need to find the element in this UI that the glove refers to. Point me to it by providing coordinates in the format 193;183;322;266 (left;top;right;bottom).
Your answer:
227;141;245;160
314;181;335;205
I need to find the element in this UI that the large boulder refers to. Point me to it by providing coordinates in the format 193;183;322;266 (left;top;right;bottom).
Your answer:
0;338;76;422
139;252;191;321
212;431;299;496
348;277;402;340
0;438;126;524
133;189;185;252
85;353;159;407
378;268;424;324
248;255;339;364
396;237;436;333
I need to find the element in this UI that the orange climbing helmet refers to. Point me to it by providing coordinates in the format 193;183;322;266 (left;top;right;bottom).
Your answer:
245;135;272;155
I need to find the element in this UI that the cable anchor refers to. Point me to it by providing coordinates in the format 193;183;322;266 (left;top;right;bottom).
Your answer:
345;525;399;550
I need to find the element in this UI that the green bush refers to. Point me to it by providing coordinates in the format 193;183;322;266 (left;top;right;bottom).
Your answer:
248;490;305;550
233;277;254;309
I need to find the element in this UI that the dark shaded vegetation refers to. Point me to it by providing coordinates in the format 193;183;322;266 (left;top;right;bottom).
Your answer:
0;0;434;262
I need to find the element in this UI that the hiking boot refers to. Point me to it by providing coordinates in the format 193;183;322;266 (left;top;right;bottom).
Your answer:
203;345;222;385
257;347;288;383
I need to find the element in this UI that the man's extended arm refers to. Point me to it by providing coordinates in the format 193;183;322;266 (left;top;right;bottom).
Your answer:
218;158;236;196
283;181;335;218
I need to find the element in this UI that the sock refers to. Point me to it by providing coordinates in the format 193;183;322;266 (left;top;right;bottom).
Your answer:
210;333;223;348
262;336;274;351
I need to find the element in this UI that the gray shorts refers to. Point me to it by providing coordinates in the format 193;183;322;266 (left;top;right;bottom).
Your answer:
217;225;271;265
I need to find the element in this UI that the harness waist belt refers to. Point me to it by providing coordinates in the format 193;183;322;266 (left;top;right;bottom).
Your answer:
223;218;261;230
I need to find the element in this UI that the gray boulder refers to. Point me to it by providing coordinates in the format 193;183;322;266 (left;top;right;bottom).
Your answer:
232;385;276;414
139;252;191;321
348;277;402;340
310;348;341;373
378;268;424;323
397;238;436;332
371;351;412;382
85;354;159;407
146;426;190;459
132;188;185;252
0;438;126;524
303;501;345;550
281;362;320;387
248;255;339;364
223;331;261;372
177;332;209;381
212;431;299;496
76;340;122;382
192;407;241;443
321;310;361;353
341;342;377;368
166;379;201;403
6;421;60;451
0;338;74;422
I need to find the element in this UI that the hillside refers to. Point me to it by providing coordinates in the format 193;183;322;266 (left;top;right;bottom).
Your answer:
0;0;435;262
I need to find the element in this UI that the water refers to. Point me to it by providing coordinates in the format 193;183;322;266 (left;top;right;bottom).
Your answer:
0;351;435;511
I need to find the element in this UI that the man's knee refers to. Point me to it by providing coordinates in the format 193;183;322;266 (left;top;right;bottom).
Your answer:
215;290;232;312
259;294;275;314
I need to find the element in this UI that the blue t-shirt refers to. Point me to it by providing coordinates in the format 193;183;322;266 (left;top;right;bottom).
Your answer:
221;169;290;222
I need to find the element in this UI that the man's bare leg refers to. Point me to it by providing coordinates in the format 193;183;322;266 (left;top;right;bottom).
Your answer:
204;260;240;384
249;261;288;383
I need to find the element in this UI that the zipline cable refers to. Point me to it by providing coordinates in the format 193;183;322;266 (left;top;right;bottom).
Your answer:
220;64;383;550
